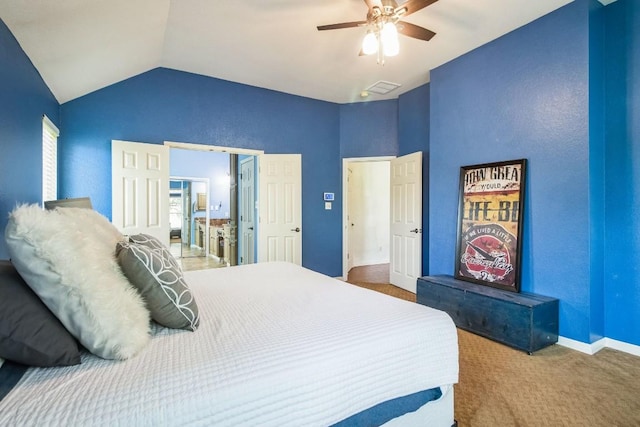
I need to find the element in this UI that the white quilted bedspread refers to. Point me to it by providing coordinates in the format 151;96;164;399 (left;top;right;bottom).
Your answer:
0;262;458;426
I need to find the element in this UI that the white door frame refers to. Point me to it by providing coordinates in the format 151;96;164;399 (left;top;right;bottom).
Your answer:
342;156;395;280
164;141;263;157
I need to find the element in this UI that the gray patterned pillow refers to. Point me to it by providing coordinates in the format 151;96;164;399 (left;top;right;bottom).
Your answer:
128;233;181;269
116;241;199;331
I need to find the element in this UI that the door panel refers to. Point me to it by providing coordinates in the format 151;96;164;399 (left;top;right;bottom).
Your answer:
258;154;302;265
390;151;422;293
112;140;170;247
239;157;256;264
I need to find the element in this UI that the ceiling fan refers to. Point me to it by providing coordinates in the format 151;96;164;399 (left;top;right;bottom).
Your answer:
317;0;439;63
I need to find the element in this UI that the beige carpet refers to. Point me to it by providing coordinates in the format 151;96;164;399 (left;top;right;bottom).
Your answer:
348;280;640;426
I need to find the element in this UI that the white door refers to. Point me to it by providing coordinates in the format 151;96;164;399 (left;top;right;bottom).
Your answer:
112;140;170;247
258;154;302;265
239;156;256;264
390;152;422;293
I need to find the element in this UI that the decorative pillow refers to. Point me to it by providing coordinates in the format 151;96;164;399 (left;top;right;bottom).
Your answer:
56;207;125;256
116;241;199;331
4;204;151;360
129;233;182;269
0;260;81;367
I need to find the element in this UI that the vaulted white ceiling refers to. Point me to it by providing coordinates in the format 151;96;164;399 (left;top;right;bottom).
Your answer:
0;0;583;104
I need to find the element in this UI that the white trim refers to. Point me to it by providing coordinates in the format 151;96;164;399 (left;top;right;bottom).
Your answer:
556;336;605;355
170;175;211;183
42;114;60;136
342;156;395;279
164;140;264;156
556;336;640;357
603;338;640;357
598;0;617;5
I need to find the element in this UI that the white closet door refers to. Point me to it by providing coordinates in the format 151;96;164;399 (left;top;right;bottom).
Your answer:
258;154;302;265
112;140;170;247
390;151;423;293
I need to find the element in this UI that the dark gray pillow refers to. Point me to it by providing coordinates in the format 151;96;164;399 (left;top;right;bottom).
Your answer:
0;260;81;367
116;242;199;331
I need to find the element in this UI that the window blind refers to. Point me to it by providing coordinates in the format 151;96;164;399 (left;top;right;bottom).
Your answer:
42;115;59;203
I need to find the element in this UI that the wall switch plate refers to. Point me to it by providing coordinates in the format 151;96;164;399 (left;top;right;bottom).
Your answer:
325;202;332;210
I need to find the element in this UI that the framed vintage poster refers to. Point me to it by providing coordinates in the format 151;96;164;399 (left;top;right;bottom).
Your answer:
454;159;527;292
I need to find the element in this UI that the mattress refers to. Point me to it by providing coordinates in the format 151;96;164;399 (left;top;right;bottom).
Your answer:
0;262;458;426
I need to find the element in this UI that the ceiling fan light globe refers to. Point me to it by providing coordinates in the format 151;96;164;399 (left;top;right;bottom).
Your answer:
381;22;398;45
362;32;378;55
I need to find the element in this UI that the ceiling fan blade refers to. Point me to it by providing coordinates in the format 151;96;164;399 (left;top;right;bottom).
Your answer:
396;0;438;17
397;21;436;41
363;0;383;11
317;21;367;31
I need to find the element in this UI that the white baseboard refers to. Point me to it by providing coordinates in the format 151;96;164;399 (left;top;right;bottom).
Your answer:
603;338;640;357
557;336;640;356
557;337;605;355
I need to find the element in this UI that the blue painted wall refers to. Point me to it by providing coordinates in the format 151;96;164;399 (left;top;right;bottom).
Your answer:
588;0;606;344
58;68;342;276
603;0;640;344
339;100;398;159
398;84;430;276
0;19;59;260
429;0;593;342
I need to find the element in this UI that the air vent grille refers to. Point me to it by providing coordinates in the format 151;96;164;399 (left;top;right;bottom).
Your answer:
365;80;402;95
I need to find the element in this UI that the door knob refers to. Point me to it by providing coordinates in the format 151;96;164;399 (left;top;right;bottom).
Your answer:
409;228;422;233
291;227;301;232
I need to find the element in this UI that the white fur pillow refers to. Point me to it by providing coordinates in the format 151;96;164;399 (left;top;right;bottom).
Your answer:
56;207;125;257
4;204;150;360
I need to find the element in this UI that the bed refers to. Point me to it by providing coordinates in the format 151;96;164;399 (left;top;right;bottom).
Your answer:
0;205;458;426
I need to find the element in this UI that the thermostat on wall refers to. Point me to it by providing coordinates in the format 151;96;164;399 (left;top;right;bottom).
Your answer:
323;192;334;201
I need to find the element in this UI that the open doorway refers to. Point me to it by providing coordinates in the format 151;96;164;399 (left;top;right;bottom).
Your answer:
168;143;261;270
342;157;393;280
